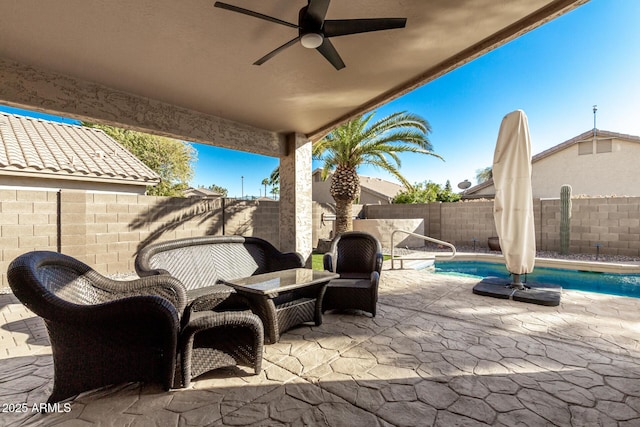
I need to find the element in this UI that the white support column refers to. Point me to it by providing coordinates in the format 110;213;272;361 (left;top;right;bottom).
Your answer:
279;133;312;264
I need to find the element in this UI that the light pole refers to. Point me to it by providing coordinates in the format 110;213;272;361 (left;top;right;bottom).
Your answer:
241;176;244;199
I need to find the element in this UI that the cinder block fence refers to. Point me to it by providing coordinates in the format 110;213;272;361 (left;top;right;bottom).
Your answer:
1;189;638;287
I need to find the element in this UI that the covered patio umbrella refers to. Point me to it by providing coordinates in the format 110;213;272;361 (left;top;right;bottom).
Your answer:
493;110;535;289
473;110;561;306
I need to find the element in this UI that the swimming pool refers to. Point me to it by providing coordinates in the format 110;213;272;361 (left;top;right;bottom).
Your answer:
435;261;640;298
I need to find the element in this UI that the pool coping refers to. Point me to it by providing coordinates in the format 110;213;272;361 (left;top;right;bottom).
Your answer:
448;252;640;274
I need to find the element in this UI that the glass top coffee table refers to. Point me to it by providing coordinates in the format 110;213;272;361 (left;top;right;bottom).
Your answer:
220;268;339;343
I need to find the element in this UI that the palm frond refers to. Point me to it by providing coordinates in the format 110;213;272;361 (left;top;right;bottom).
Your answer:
313;109;440;195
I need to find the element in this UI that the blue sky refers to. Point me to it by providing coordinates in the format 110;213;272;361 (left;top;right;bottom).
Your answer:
2;0;639;198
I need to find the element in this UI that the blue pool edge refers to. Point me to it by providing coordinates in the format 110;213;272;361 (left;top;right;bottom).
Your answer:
445;252;640;275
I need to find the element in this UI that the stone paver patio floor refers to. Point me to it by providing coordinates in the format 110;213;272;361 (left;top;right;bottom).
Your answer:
2;264;640;426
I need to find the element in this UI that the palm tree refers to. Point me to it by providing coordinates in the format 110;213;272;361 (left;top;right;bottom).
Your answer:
314;111;441;234
476;166;493;184
261;178;269;198
269;167;279;185
268;168;279;199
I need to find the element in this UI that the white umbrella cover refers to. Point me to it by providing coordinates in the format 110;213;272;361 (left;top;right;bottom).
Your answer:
492;110;535;287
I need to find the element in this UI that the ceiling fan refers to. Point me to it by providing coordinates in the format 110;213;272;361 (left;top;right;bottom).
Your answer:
214;0;407;70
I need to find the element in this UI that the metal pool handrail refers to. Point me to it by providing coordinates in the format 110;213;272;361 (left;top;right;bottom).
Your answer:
391;229;457;269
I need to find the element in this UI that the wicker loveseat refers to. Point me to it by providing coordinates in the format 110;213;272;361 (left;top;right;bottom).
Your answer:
7;251;186;403
135;235;305;313
136;236;302;384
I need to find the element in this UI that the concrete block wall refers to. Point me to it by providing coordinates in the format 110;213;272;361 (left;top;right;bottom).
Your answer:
223;199;280;247
2;191;639;288
556;197;640;256
538;199;561;251
63;192;229;274
0;190;280;286
0;189;58;287
372;203;442;240
440;201;496;247
312;202;337;248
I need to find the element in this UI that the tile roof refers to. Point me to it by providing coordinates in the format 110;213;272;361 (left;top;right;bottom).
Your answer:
184;187;222;198
312;168;404;199
0;112;160;185
358;175;405;199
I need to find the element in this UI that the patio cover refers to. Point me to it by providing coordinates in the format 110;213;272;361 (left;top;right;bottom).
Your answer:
0;1;589;149
0;0;588;259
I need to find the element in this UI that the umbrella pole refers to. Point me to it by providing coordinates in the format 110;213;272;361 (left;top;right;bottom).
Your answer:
510;274;526;290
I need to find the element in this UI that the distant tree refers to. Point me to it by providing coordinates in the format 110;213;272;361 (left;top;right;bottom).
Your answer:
476;166;493;184
207;184;228;197
83;123;196;196
392;181;461;204
438;180;461;202
270;186;279;200
261;178;269;197
393;181;439;204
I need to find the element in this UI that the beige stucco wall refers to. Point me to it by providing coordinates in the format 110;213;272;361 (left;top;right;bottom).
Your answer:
312;173;334;204
312;173;395;205
467;185;495;197
468;137;640;199
532;137;640;198
359;189;392;205
0;175;148;194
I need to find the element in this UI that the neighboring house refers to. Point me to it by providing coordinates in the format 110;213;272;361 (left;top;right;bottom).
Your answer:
312;168;404;205
463;129;640;199
0;112;159;194
184;187;222;198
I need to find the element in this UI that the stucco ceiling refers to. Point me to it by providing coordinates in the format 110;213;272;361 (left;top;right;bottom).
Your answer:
0;0;586;142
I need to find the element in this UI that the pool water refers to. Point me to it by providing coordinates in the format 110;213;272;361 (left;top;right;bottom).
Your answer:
435;261;640;298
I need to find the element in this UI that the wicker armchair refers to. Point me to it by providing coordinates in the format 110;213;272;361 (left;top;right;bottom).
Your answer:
322;231;383;317
7;251;186;403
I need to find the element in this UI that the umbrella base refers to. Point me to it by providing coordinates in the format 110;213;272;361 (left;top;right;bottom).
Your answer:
472;277;562;307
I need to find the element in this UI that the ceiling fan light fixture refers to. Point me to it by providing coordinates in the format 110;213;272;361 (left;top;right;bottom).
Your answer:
214;1;407;70
300;33;324;49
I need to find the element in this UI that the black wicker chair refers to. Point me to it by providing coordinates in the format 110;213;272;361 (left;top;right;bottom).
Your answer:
322;231;383;317
7;251;186;403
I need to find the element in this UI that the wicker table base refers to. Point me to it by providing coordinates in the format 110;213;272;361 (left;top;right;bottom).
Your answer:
221;269;339;343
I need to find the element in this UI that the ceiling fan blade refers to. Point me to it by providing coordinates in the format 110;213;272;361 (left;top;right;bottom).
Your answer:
323;18;407;37
214;2;298;29
316;38;345;70
306;0;330;25
253;37;300;66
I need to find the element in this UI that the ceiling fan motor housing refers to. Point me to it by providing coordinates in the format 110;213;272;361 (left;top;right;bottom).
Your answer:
299;6;324;48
